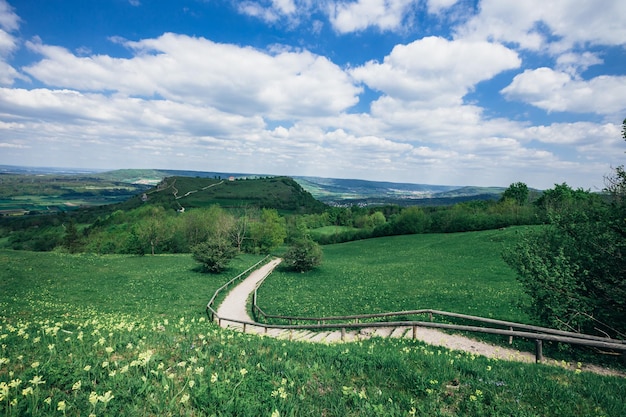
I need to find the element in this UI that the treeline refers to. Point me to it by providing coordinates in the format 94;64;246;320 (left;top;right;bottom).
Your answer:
2;181;561;254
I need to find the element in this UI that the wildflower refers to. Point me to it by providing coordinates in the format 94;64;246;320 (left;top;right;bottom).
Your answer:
109;370;117;377
194;366;204;375
98;390;114;404
0;357;8;365
163;384;169;392
180;393;190;404
77;331;83;341
105;346;114;354
470;395;477;401
84;365;92;372
48;344;55;351
33;336;41;344
0;382;9;401
120;364;129;374
177;361;187;368
22;386;33;396
89;391;98;406
9;379;22;388
29;375;45;386
189;380;195;389
98;337;106;346
101;361;109;368
57;400;67;411
239;368;248;376
44;396;52;405
31;361;40;368
486;366;492;371
72;380;82;391
211;373;218;383
271;410;280;417
475;389;483;396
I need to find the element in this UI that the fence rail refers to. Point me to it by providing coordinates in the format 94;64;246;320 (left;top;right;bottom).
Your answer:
207;258;626;364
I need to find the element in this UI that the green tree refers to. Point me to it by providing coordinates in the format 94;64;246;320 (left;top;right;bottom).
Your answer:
192;238;238;273
282;238;323;272
500;182;529;205
249;209;287;254
62;219;81;253
504;122;626;336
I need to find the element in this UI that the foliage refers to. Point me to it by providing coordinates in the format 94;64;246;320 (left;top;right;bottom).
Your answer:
192;238;239;273
282;238;323;272
249;209;287;254
505;181;626;337
500;182;529;205
61;219;81;253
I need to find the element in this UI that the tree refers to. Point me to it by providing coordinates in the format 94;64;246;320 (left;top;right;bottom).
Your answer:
504;122;626;337
500;182;529;205
282;238;323;272
192;238;238;273
249;209;287;254
62;219;81;253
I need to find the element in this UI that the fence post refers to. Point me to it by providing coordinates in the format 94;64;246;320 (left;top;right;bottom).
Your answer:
412;325;416;340
535;339;543;363
243;323;247;334
509;326;513;344
429;312;433;321
341;328;346;341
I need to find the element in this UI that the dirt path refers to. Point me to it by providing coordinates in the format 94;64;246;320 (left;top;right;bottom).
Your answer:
216;259;623;377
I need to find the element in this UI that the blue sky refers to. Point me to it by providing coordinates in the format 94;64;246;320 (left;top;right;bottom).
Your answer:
1;0;625;189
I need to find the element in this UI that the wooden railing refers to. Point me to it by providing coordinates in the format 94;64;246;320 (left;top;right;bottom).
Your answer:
207;259;626;364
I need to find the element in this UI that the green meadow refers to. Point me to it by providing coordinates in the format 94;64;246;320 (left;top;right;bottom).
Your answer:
1;230;625;416
260;227;532;322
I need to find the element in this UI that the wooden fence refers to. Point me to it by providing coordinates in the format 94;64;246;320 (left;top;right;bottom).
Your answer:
207;258;626;364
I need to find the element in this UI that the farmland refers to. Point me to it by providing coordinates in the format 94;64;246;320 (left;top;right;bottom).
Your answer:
1;230;625;416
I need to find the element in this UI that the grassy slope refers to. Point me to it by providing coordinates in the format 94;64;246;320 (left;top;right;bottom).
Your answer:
260;227;532;322
1;247;625;416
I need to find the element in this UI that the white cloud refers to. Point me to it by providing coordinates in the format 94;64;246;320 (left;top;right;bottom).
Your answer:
501;68;626;115
350;36;520;105
0;0;19;32
328;0;415;33
555;52;603;77
427;0;458;15
456;0;626;52
23;33;361;120
0;0;21;86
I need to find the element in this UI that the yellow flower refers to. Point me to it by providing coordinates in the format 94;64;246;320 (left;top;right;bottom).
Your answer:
31;361;40;368
211;373;218;383
120;365;129;374
101;361;109;368
44;396;52;405
72;380;82;391
22;386;33;396
9;379;21;388
88;391;98;406
48;344;55;351
239;368;248;376
98;390;114;404
29;375;46;386
188;380;195;389
180;393;190;404
84;365;92;372
105;346;114;354
469;395;477;401
57;400;67;411
271;410;280;417
0;382;9;401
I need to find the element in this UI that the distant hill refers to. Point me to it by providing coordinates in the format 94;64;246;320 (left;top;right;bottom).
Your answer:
134;175;326;214
293;177;506;206
0;165;512;210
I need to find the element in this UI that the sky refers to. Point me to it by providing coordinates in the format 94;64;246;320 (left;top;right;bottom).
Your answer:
0;0;625;190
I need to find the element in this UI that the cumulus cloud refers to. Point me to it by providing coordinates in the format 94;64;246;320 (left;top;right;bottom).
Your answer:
328;0;415;33
456;0;626;52
350;36;520;105
23;33;361;120
0;0;22;85
501;68;626;115
427;0;458;15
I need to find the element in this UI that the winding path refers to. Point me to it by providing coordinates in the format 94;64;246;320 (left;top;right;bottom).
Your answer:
216;259;623;376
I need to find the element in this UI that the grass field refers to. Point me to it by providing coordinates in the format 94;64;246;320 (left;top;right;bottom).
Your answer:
260;227;533;322
1;241;625;416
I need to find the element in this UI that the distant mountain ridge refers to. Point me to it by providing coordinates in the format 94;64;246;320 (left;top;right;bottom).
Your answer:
0;165;508;206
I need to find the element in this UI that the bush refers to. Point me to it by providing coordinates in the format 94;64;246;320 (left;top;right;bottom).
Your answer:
282;238;323;272
191;238;238;273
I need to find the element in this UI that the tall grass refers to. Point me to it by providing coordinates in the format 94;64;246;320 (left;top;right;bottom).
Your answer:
1;248;625;416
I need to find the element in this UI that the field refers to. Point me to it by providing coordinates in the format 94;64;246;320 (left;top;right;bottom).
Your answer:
260;227;532;322
1;234;626;416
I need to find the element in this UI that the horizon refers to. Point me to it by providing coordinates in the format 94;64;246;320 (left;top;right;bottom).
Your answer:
0;1;625;190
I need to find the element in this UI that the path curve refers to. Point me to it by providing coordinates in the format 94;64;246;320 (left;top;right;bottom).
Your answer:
216;259;624;376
